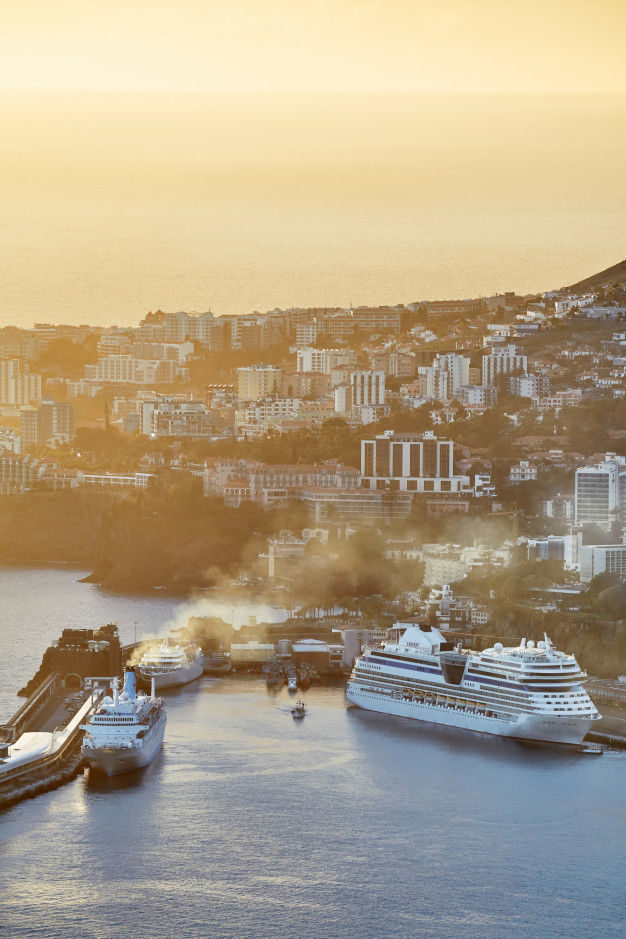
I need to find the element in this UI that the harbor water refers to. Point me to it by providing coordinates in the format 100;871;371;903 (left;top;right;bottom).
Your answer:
1;566;624;938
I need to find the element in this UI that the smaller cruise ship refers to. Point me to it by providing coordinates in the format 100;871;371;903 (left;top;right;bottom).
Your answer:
137;637;204;690
80;669;166;775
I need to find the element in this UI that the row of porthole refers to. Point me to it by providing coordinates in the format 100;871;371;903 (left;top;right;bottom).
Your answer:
353;690;512;723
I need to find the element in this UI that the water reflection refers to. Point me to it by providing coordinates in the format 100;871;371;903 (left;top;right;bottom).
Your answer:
83;750;165;795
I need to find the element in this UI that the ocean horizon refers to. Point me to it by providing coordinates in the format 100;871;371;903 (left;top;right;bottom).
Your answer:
1;91;625;328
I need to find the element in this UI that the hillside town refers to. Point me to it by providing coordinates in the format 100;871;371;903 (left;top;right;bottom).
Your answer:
2;269;626;672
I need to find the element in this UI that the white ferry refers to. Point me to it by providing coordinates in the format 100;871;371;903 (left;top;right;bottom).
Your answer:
137;637;204;690
346;620;601;745
80;669;166;775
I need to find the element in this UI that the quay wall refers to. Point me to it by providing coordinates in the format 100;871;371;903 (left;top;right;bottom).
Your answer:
0;672;61;744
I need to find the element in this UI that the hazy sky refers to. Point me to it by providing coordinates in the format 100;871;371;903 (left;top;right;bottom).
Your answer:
2;0;626;95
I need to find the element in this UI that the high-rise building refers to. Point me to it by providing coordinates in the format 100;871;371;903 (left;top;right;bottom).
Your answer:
418;353;470;402
575;458;626;527
237;365;283;401
0;359;42;407
351;371;385;407
481;344;527;386
20;401;74;449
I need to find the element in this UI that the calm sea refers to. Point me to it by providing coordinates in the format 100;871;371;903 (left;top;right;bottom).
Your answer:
1;92;625;328
0;566;624;938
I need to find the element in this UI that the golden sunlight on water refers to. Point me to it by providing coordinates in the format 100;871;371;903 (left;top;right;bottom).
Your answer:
1;92;625;326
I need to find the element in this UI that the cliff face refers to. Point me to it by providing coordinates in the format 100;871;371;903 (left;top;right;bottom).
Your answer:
565;258;626;293
0;490;112;567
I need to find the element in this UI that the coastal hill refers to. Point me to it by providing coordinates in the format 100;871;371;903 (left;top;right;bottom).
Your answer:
565;257;626;293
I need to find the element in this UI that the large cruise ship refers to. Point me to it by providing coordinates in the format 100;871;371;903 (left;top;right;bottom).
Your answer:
346;620;601;745
137;638;204;690
80;668;166;775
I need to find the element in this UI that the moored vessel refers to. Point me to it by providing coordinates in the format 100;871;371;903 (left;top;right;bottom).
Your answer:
80;668;166;776
203;645;232;675
263;657;283;685
346;620;601;746
137;637;204;689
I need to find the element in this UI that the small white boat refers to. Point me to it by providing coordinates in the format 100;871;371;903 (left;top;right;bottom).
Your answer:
291;700;306;719
287;676;298;693
579;744;603;755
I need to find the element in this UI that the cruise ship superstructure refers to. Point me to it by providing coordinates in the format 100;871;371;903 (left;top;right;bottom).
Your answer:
346;621;601;745
80;668;166;775
137;638;204;690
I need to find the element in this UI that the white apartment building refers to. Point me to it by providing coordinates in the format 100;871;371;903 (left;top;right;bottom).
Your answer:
0;359;42;407
131;341;194;364
418;366;450;402
84;356;187;384
579;543;626;583
508;373;550;398
297;348;326;373
137;311;221;346
508;460;538;484
334;372;386;417
456;385;498;408
482;344;527;386
296;348;356;374
434;353;470;394
163;311;216;343
295;323;322;348
237;366;283;401
66;380;104;399
418;353;470;403
236;397;302;426
137;394;189;435
423;548;466;587
149;401;215;438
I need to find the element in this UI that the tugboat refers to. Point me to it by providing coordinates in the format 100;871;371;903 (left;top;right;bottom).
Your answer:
291;700;306;719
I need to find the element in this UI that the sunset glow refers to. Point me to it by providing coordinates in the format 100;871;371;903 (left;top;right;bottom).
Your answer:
2;0;626;95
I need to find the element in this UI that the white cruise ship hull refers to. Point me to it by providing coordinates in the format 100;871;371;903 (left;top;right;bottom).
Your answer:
138;658;203;690
82;716;166;776
346;685;596;745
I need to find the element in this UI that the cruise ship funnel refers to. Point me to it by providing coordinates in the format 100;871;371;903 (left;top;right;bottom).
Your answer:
123;668;137;700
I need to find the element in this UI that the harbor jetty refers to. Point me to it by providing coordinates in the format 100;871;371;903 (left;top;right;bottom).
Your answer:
0;625;138;808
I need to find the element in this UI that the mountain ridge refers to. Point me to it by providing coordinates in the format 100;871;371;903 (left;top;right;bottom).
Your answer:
564;257;626;293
